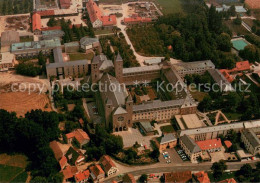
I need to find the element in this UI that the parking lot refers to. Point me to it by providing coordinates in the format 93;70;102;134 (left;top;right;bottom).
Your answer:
158;148;183;164
175;148;190;162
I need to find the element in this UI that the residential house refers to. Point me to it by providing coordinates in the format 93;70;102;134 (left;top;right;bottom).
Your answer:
241;129;260;155
74;170;90;183
66;129;90;148
122;173;136;183
100;155;118;177
180;135;202;163
89;164;105;183
32;13;41;35
194;171;210;183
196;138;222;153
62;165;78;182
65;147;85;166
59;156;68;170
50;140;65;161
156;133;177;151
163;171;192;183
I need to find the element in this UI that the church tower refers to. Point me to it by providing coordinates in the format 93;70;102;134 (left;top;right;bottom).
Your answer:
114;53;123;83
126;95;133;126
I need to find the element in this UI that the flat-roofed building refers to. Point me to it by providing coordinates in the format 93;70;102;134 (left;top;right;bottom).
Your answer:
139;121;155;135
11;38;61;59
1;31;20;52
80;37;100;53
65;42;80;53
173;60;215;78
180;135;202;163
41;30;65;40
46;47;88;79
0;52;15;71
241;129;260;155
175;114;206;130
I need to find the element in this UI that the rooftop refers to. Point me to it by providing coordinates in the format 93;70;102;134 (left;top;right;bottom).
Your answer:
80;37;99;46
242;129;260;148
1;30;20;47
180;135;201;153
158;133;177;144
164;171;192;183
11;38;61;52
140;121;154;133
196;138;222;151
173;60;215;72
123;65;161;74
100;155;117;173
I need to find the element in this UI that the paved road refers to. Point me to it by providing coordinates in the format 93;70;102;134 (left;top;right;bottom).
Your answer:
104;161;259;182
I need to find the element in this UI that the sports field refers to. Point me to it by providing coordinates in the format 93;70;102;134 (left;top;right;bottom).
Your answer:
231;39;249;50
155;0;183;14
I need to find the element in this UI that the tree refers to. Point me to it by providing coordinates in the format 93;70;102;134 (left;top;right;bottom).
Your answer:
150;148;160;159
228;5;236;17
217;33;232;52
139;174;148;183
198;96;212;112
238;164;252;178
233;15;242;25
224;92;241;112
47;17;57;27
211;160;227;180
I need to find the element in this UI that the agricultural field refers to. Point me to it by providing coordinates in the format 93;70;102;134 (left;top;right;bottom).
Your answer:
154;0;183;15
0;154;28;183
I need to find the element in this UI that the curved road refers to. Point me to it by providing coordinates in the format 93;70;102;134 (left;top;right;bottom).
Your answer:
104;161;259;182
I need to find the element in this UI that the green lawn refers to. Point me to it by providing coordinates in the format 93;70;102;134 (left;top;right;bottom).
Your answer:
160;125;175;133
223;112;242;121
155;0;183;15
94;29;113;36
0;164;25;183
69;53;94;61
20;36;34;43
10;171;28;183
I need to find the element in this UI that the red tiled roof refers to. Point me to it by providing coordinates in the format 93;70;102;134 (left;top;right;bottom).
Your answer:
74;129;90;144
59;156;68;170
74;170;90;182
79;118;84;127
196;138;222;151
32;13;41;31
49;140;63;160
219;70;234;83
194;171;210;183
86;0;116;26
89;164;104;177
102;15;117;26
66;132;75;139
86;0;102;24
41;26;62;31
164;171;192;183
224;140;232;148
62;165;78;180
100;155;117;173
218;178;237;183
235;61;250;72
36;10;55;17
124;16;152;24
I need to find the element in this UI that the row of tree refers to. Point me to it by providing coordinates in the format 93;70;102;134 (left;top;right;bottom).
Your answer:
0;0;33;15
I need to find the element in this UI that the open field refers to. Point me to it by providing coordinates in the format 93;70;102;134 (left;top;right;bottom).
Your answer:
0;154;27;168
0;154;28;183
0;92;52;117
154;0;183;15
69;52;94;61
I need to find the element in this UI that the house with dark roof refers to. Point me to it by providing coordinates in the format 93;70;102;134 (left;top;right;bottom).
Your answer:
80;37;100;53
65;147;85;166
139;121;155;136
156;133;177;151
89;164;105;183
163;171;192;183
100;155;118;177
241;129;260;155
180;135;202;163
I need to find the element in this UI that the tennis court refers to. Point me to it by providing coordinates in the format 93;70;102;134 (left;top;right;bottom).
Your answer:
231;39;249;51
